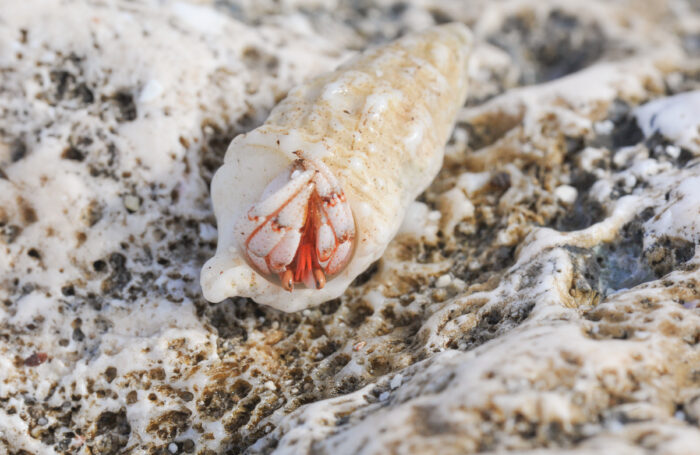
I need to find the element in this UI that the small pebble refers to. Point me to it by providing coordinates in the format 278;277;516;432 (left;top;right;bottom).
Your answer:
264;380;277;391
379;391;390;401
435;274;452;288
139;79;163;103
554;185;578;205
390;374;403;390
665;145;681;158
123;195;141;212
168;442;178;453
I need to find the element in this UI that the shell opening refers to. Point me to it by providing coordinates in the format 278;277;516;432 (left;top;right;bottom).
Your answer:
238;153;355;291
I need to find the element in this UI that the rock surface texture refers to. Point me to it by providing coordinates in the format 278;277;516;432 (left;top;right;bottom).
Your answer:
0;0;698;454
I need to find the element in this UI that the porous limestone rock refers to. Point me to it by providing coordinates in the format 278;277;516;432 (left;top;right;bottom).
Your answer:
0;0;698;454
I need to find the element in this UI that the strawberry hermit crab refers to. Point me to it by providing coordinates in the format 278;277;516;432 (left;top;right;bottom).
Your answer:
201;24;472;311
236;151;355;292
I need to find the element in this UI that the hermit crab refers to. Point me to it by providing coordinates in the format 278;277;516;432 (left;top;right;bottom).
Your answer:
234;150;355;292
201;24;472;312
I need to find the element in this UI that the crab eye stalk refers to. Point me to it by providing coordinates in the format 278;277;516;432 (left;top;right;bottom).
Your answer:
236;152;355;291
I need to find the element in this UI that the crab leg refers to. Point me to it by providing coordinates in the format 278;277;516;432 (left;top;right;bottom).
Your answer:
247;169;314;221
323;240;353;275
268;230;302;274
315;207;336;262
244;179;314;257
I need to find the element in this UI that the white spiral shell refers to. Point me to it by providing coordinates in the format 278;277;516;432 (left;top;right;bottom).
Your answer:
201;24;473;312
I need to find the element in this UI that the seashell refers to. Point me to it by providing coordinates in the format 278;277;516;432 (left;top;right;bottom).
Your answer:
201;23;473;312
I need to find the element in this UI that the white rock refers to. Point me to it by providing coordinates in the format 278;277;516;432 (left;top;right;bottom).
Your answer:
554;185;578;205
435;274;452;288
123;194;141;212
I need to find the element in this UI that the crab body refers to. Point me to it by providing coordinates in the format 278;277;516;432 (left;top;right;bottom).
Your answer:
236;152;355;291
